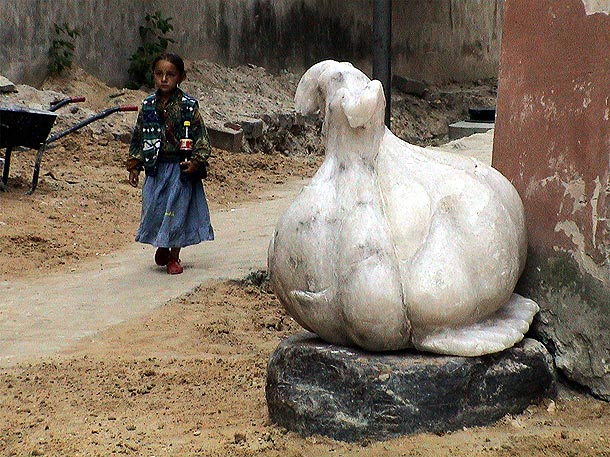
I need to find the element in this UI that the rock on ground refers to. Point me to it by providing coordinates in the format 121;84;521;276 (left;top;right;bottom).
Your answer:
266;333;556;442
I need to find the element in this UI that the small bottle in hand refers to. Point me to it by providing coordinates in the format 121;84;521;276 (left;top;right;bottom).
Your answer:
180;120;193;182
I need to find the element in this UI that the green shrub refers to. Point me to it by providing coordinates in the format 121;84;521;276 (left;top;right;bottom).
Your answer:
48;22;80;75
127;11;176;89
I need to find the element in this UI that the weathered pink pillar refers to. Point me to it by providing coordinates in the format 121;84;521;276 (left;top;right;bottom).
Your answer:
493;0;610;400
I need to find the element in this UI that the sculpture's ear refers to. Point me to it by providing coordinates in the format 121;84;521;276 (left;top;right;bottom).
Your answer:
341;80;385;128
294;60;337;116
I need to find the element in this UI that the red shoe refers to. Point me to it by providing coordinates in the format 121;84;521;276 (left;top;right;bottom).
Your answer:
167;258;183;275
155;248;170;266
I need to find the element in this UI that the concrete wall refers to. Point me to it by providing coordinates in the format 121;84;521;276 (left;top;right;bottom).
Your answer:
390;0;504;84
1;0;144;87
493;0;610;400
1;0;503;88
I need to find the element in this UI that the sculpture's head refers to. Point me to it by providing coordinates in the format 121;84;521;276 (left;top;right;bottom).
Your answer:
295;60;386;132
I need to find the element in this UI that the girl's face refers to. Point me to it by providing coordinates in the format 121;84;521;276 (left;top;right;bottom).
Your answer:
153;59;185;96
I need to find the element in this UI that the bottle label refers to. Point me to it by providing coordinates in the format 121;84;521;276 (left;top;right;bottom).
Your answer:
180;138;193;151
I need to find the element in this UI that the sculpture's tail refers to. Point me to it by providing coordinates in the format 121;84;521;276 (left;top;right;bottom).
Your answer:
413;294;539;357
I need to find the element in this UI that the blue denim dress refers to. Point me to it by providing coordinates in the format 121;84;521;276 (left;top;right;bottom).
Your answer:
135;160;214;248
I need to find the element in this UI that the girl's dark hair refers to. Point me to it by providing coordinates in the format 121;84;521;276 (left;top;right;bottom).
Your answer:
152;52;185;75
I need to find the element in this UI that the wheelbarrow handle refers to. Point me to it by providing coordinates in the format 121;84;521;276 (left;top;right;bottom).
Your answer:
49;96;86;112
46;105;137;143
27;104;137;194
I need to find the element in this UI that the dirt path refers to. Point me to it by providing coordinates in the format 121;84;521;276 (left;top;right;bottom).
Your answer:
0;178;307;366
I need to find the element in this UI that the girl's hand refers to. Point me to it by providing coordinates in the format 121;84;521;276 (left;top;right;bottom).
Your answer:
129;169;140;187
180;160;197;175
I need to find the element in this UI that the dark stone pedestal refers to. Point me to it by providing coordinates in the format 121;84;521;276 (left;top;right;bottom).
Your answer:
266;333;556;442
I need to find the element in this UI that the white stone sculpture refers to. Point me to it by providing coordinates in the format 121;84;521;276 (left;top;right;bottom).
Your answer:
267;60;539;357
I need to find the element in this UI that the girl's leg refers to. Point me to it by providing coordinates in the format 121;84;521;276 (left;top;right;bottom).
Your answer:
169;247;181;260
167;247;183;274
155;247;170;266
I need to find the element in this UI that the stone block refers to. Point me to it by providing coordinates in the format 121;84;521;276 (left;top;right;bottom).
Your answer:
449;120;494;140
0;76;16;93
240;117;264;139
277;113;295;129
259;112;306;129
266;333;556;442
392;74;426;96
207;122;243;152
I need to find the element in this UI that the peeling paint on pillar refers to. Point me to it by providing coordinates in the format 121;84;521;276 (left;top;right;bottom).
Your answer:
582;0;610;15
493;0;610;400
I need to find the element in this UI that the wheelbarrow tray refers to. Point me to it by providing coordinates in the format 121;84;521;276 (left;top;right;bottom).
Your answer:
1;101;136;194
0;105;57;149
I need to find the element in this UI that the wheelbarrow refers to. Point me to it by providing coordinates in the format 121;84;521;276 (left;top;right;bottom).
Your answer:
0;97;137;194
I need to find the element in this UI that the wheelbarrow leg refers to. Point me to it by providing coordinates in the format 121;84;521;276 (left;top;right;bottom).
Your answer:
28;143;46;195
2;146;12;186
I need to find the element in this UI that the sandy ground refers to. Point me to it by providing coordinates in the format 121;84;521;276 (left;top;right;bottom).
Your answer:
1;62;609;456
0;178;308;365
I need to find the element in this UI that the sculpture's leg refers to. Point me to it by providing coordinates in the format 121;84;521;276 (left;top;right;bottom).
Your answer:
413;294;539;357
340;255;411;351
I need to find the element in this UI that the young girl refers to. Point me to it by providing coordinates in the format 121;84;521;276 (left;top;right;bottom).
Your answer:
127;52;214;274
